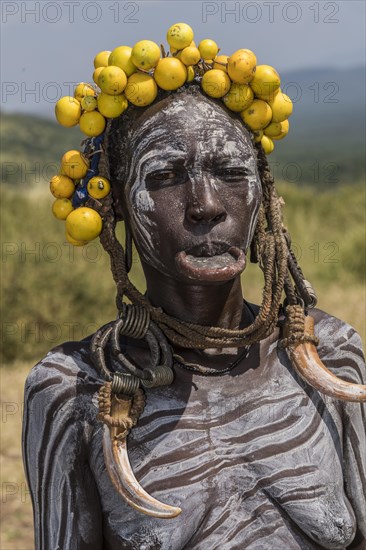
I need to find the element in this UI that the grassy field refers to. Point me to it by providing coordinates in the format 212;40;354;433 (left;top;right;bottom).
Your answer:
1;181;365;548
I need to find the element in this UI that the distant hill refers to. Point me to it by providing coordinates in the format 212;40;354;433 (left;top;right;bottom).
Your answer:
1;66;364;187
271;66;365;185
1;112;81;186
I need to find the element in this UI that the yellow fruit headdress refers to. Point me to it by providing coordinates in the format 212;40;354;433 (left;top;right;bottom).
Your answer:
49;23;366;520
52;22;293;246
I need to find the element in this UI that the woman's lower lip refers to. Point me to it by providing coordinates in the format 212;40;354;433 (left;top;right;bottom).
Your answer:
175;246;246;282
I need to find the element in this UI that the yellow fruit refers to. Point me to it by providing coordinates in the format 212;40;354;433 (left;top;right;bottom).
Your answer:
179;46;201;66
74;82;95;102
61;150;89;179
97;92;128;118
223;83;253;112
154;58;187;91
66;232;87;246
187;66;195;82
50;174;75;198
263;121;282;137
87;176;111;199
81;96;97;112
79;111;106;137
94;50;111;69
213;55;229;72
98;66;127;95
228;49;257;84
253;130;263;143
131;40;161;70
201;69;231;98
250;65;281;100
108;46;136;76
52;198;74;220
66;207;103;242
167;23;194;50
240;99;272;130
55;96;81;127
268;92;293;122
272;119;290;140
93;67;104;85
198;39;219;60
125;72;158;106
261;135;274;154
170;40;195;55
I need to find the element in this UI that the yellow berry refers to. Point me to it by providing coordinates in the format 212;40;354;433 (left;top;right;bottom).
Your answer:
79;111;106;137
179;46;201;66
228;49;257;84
167;23;194;50
55;96;81;127
187;66;195;82
66;207;103;242
52;198;74;220
108;46;136;76
50;174;75;198
198;39;219;60
131;40;161;71
261;135;274;154
154;57;187;91
263;121;282;137
223;83;253;112
66;232;87;246
74;83;95;102
201;69;231;98
94;50;111;69
268;92;293;122
213;55;229;72
125;72;158;106
98;66;127;95
87;176;111;199
81;96;97;112
250;65;281;100
93;67;104;85
240;99;272;131
271;120;290;140
97;92;128;118
61;150;89;179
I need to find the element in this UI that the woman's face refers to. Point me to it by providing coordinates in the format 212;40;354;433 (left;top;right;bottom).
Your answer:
119;92;262;284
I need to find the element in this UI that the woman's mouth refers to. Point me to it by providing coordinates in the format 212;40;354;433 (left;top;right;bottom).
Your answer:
175;242;246;282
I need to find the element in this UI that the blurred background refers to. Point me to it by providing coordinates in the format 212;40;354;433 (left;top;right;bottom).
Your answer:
1;1;365;547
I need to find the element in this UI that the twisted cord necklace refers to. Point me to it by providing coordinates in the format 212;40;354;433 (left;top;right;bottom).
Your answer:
173;301;256;377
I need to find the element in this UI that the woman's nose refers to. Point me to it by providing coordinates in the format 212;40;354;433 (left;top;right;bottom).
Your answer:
185;180;227;225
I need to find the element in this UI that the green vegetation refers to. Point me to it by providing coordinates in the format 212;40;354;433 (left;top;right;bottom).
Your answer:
1;181;365;366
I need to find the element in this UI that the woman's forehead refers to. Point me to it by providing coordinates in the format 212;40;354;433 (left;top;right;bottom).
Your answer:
128;92;253;159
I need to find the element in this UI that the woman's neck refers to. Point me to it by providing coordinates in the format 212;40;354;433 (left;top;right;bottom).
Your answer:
142;263;245;332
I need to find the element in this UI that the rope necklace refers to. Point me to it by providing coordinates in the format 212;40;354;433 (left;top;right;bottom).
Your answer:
173;301;255;376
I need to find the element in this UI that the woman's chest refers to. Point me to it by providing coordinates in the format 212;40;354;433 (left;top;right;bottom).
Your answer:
90;367;354;550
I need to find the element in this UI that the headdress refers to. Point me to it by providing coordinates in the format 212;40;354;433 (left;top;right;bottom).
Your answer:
49;22;366;518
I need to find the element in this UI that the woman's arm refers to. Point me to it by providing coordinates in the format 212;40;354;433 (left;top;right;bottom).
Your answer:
22;346;104;550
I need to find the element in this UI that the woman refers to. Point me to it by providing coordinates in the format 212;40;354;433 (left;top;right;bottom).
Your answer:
23;82;366;548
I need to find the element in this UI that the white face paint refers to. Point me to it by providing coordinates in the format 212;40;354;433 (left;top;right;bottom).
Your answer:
119;89;262;276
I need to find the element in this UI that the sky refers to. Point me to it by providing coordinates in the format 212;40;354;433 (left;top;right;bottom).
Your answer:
1;0;365;116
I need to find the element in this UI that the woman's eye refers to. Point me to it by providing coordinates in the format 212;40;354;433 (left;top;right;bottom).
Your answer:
216;167;248;181
145;168;186;188
149;170;177;181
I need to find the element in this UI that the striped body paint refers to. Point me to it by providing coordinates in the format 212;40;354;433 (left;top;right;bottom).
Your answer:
23;309;366;549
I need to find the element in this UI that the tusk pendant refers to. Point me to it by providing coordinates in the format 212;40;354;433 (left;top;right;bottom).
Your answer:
287;316;366;403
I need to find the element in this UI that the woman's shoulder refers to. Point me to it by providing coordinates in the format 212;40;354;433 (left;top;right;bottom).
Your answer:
307;307;365;384
24;335;102;409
